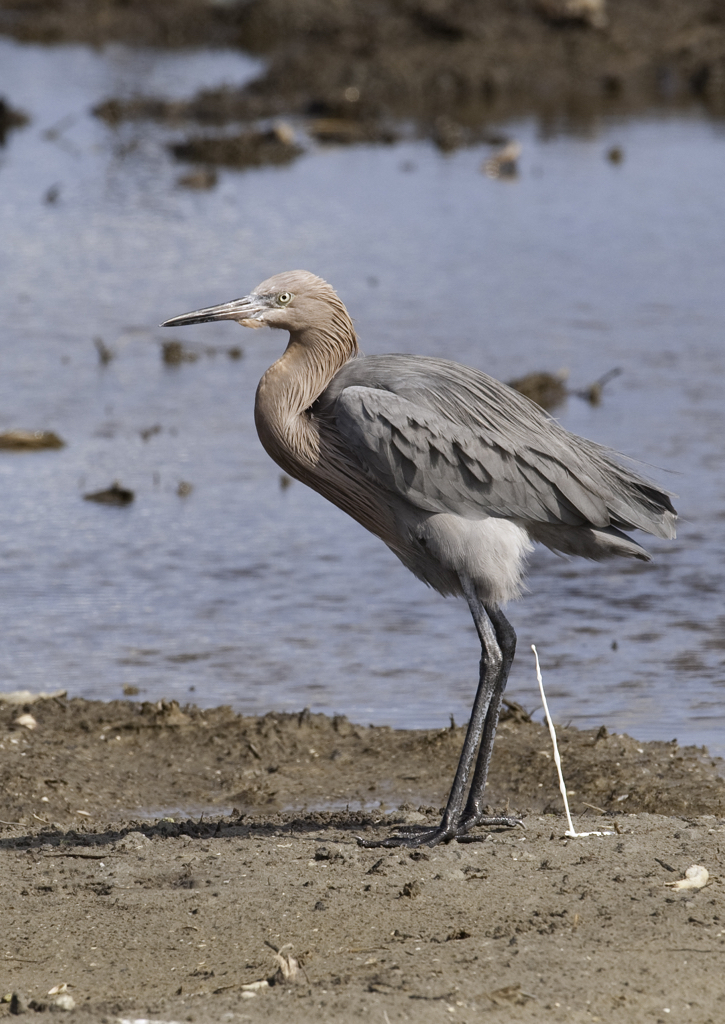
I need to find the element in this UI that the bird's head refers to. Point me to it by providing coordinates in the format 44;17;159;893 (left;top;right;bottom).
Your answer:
161;270;350;337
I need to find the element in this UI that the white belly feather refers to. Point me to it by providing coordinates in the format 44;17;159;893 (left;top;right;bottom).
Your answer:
419;514;533;606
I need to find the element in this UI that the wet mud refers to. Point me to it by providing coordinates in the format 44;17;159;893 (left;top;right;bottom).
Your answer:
82;483;135;507
1;698;724;1022
0;431;64;451
6;1;725;148
508;367;622;411
2;697;724;829
169;126;303;171
508;372;570;412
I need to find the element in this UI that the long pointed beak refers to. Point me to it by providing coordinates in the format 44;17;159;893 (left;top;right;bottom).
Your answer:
161;293;268;328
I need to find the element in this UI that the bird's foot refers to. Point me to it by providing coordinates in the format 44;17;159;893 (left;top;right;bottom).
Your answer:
454;813;524;842
357;825;455;850
357;814;523;849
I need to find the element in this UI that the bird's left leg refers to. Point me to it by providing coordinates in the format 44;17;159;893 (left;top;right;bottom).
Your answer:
453;602;522;838
358;576;511;849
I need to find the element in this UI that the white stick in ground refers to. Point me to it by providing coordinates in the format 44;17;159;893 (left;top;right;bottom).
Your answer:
531;644;613;839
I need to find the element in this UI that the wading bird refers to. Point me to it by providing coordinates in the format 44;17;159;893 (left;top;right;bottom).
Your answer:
163;271;676;848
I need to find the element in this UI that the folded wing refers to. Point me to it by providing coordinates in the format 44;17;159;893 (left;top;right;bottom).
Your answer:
328;355;676;542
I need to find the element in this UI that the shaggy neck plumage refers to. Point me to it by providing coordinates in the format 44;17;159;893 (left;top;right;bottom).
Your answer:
254;309;358;469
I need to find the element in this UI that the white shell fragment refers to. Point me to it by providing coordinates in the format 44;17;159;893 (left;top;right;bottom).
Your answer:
240;980;269;992
52;994;76;1011
14;713;37;730
118;1019;187;1024
665;865;709;890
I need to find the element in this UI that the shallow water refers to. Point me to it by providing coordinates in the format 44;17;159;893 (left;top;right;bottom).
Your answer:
1;39;724;752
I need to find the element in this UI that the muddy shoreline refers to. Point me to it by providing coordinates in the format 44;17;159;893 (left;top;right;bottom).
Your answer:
3;1;725;141
1;698;724;1022
2;697;725;827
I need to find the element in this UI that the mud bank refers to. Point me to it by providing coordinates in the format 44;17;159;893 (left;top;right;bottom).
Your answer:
2;697;724;826
4;1;725;134
1;699;725;1022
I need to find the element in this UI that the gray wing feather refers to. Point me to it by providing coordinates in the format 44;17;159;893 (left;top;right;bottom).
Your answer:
336;385;586;523
327;355;676;539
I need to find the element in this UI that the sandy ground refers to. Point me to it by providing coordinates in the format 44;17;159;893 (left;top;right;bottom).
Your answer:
1;698;725;1023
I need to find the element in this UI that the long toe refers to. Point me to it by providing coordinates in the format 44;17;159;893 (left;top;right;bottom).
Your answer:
454;814;525;841
357;825;458;849
357;813;525;848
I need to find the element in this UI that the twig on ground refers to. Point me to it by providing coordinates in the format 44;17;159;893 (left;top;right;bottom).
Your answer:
582;801;609;815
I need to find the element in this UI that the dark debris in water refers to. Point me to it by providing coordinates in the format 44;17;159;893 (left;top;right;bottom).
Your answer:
177;167;218;189
508;371;569;411
0;96;29;146
94;336;115;365
161;339;199;365
169;125;302;170
509;367;622;411
482;140;521;179
0;430;65;450
92;87;265;127
83;482;135;506
308;118;398;145
572;366;623;405
139;424;162;442
161;340;242;364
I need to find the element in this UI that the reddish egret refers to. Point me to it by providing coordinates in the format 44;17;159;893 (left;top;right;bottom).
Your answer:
163;270;676;847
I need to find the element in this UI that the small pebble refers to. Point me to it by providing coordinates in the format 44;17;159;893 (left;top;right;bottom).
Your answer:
10;992;28;1015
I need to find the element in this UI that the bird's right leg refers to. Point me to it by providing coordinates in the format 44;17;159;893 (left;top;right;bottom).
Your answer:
358;575;510;849
453;603;522;837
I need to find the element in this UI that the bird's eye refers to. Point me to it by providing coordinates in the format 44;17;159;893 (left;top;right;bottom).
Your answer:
277;292;292;305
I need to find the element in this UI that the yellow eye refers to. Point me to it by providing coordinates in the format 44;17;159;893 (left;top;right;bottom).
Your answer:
278;291;292;305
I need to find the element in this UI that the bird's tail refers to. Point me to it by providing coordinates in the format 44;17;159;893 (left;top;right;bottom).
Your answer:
525;522;652;562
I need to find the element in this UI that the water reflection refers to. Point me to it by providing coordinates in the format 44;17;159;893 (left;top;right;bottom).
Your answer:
0;39;724;752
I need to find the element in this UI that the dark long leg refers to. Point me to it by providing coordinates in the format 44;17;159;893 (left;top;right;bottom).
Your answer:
358;575;520;849
455;604;518;835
